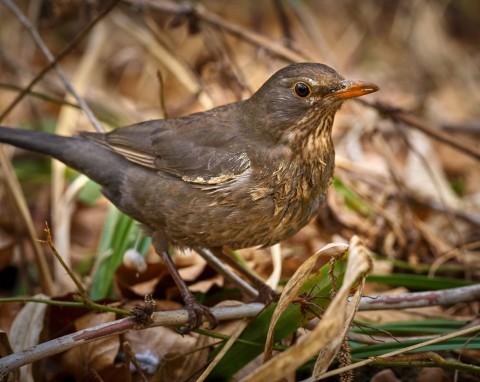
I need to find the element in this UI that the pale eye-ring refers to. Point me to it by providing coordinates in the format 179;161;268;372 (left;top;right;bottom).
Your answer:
294;82;311;98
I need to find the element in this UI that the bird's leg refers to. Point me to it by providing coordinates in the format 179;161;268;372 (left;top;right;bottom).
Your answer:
211;247;278;304
195;247;258;298
152;235;217;333
157;250;218;333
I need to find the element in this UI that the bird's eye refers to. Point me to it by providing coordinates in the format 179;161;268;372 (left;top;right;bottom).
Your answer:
294;82;311;98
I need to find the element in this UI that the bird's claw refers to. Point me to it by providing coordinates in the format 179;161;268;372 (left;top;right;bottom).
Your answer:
177;296;218;334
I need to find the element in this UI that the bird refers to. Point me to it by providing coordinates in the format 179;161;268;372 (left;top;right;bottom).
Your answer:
0;63;378;332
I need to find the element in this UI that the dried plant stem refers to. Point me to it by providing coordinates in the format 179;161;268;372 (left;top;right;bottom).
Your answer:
1;283;478;377
0;83;81;109
0;297;129;316
41;223;130;316
195;248;259;298
361;100;480;162
358;284;480;311
312;323;480;381
0;303;265;377
0;150;54;294
370;355;480;374
42;223;88;300
196;319;251;382
128;0;309;63
0;0;120;132
0;0;119;296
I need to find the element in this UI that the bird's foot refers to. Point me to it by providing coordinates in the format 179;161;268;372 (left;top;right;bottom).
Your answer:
254;283;278;305
177;295;218;334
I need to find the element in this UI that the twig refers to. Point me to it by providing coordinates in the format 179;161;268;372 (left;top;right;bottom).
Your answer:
360;99;480;162
0;149;54;295
0;83;81;109
0;1;120;294
370;359;480;374
0;0;119;126
127;0;308;63
336;156;480;227
0;302;265;376
358;284;480;311
0;296;129;316
195;247;259;298
111;10;213;110
347;331;435;345
42;223;88;300
156;70;168;119
286;0;336;64
123;341;148;382
196;319;250;382
1;285;478;376
272;0;293;48
311;323;480;381
1;0;107;132
41;223;131;316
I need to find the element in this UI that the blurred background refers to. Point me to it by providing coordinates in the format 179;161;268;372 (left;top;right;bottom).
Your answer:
0;0;479;380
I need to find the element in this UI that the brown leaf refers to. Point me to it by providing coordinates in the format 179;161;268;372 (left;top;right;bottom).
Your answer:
246;237;371;381
60;312;119;378
9;295;50;382
370;369;401;382
264;242;349;361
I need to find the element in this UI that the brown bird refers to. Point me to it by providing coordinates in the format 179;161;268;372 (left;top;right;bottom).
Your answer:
0;63;378;332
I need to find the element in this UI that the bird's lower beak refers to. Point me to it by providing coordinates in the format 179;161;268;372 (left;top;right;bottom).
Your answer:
330;80;379;99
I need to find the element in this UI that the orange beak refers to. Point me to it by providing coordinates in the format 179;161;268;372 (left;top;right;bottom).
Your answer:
330;80;379;100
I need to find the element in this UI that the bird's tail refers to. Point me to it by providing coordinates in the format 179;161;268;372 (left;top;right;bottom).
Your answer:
0;125;127;202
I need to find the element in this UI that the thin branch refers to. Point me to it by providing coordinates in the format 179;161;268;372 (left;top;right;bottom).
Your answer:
360;99;480;162
41;223;131;315
358;284;480;311
311;323;480;381
0;83;81;109
0;297;130;316
0;149;54;295
0;303;265;376
372;360;480;374
1;285;479;376
0;0;120;128
43;223;88;299
1;0;105;132
195;247;259;298
126;0;308;63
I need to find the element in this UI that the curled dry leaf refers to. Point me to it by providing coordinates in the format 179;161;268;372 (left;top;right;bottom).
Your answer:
313;236;372;377
263;242;349;362
244;236;371;382
9;294;50;382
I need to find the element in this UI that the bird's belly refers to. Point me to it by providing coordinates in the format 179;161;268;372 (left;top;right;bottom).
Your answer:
121;169;325;250
163;186;324;250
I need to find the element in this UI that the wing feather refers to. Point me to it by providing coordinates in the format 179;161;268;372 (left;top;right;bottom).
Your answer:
84;106;250;186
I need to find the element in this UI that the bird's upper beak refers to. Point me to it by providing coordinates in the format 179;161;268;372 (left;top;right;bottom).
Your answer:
329;80;379;100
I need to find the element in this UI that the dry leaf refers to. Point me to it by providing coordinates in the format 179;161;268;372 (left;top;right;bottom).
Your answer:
9;294;49;382
313;236;371;376
244;237;371;382
264;242;349;361
60;312;119;378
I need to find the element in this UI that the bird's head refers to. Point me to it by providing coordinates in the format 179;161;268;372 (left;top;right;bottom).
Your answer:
245;63;379;153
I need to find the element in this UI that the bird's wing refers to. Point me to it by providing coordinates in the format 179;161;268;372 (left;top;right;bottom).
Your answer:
88;110;251;185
